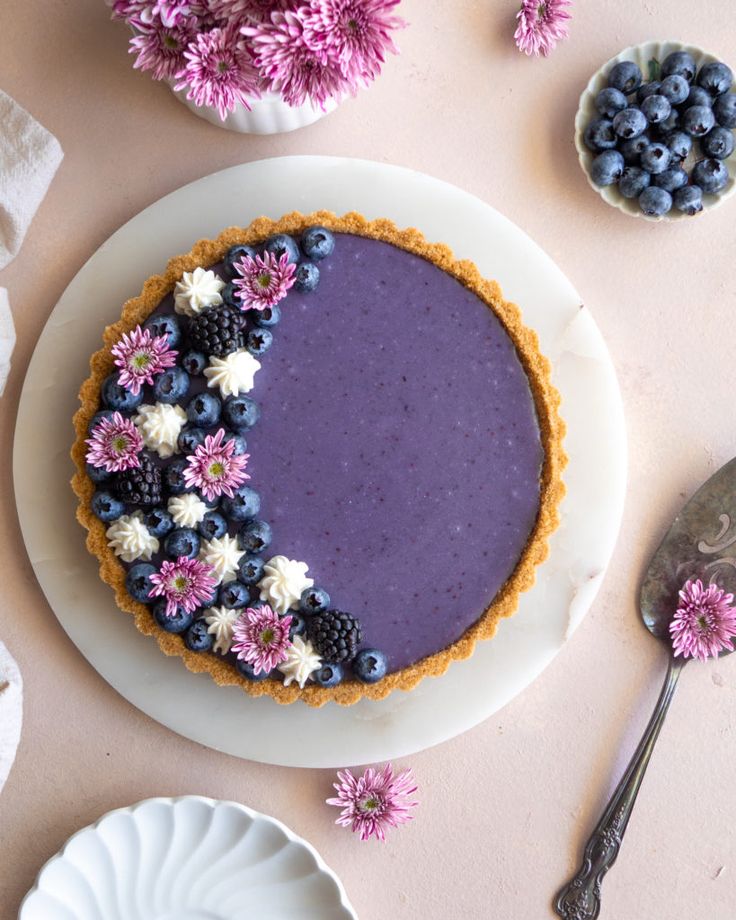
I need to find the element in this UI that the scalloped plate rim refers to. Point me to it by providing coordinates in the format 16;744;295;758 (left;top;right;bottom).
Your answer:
574;38;736;222
19;794;358;920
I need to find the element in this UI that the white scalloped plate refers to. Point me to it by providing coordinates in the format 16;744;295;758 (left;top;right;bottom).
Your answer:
19;796;357;920
574;39;736;221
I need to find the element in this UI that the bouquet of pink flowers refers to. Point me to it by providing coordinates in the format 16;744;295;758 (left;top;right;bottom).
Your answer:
108;1;405;120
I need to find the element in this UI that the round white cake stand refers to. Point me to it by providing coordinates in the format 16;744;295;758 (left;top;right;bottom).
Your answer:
13;157;626;768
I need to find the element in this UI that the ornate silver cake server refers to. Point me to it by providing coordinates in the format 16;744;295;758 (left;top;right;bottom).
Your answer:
554;457;736;920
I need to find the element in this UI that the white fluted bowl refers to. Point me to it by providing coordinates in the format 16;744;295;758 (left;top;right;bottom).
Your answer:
169;85;339;134
19;797;357;920
575;40;736;221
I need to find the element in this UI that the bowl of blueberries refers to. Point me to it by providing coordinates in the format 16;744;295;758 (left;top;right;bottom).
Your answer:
575;40;736;220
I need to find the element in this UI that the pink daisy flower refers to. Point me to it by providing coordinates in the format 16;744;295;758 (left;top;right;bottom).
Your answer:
301;0;404;87
514;0;571;58
183;428;250;501
148;556;218;617
231;251;296;310
85;412;144;472
208;0;291;24
231;605;293;674
111;325;178;394
669;577;736;661
327;763;418;842
173;25;262;119
244;10;349;109
151;0;195;27
130;23;197;81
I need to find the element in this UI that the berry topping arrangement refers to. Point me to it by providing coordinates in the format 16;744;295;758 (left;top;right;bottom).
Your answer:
581;48;735;218
80;226;389;697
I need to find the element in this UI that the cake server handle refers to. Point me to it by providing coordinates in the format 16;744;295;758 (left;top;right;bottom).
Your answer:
553;656;684;920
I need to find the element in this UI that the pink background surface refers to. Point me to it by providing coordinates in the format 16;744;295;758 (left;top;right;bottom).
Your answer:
2;2;736;917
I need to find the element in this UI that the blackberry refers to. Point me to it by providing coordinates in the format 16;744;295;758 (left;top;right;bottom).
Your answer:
115;452;162;507
307;609;362;663
188;305;245;357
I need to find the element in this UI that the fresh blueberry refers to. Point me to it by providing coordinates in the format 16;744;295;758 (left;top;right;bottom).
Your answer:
353;648;388;683
294;262;320;293
246;328;273;356
143;314;181;349
692;158;730;193
186;392;222;428
654;107;679;136
222;484;260;522
86;461;112;485
653;166;688;193
584;118;617;152
164;458;191;495
702;126;735;159
640;143;671;174
91;490;124;522
221;282;238;307
289;613;307;639
714;93;736;128
619;167;651;199
590;149;625;186
101;373;144;412
300;586;331;615
88;410;114;432
638;186;673;217
145;507;175;537
248;305;281;327
595;87;628;118
264;233;300;265
238;519;272;554
681;104;716;137
620;135;650;164
640;94;671;124
238;555;265;585
153;600;194;633
608;60;642;95
153;365;189;404
125;563;157;603
224;244;258;278
235;658;269;681
636;81;661;103
198;510;228;540
661;51;696;83
223;395;260;431
698;61;733;97
660;74;690;105
219;580;250;608
165;527;200;559
185;619;214;652
222;432;247;455
313;662;344;688
181;350;207;376
685;85;713;109
664;130;692;161
673;184;704;215
301;226;335;261
612;107;647;139
178;426;207;455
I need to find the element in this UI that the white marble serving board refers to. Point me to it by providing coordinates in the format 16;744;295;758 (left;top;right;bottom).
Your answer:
13;156;626;768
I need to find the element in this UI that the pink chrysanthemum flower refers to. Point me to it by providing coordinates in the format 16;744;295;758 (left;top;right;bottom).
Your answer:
148;556;218;617
183;428;250;501
208;0;290;24
130;23;198;80
327;763;418;842
231;605;293;674
514;0;571;57
301;0;404;87
85;412;144;472
245;10;349;109
151;0;195;27
111;325;178;395
109;0;150;24
669;578;736;661
232;251;296;310
173;25;262;119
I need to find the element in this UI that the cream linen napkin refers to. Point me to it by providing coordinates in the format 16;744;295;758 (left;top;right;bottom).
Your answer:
0;640;23;795
0;90;63;393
